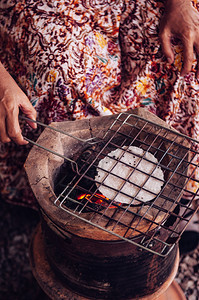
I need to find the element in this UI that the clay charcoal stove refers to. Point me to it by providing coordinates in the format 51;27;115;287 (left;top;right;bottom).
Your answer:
24;108;198;299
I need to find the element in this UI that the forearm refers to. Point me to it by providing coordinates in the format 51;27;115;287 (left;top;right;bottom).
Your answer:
0;61;12;81
164;0;192;15
0;62;14;92
0;62;23;99
166;0;190;4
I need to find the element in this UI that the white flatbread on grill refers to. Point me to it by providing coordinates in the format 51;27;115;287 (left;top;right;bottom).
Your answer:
95;146;164;204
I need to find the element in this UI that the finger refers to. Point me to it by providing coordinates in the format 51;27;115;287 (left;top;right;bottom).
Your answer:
181;37;194;76
0;116;11;143
8;131;28;145
194;43;199;79
20;99;37;129
159;29;174;63
6;106;28;145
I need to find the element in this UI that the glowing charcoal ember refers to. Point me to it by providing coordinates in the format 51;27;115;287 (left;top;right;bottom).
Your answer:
95;146;164;204
77;193;121;208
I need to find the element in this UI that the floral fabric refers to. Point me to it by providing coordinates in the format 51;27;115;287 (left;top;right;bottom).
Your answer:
0;0;199;209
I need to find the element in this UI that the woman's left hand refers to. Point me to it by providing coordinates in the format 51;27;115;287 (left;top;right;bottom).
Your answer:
159;0;199;77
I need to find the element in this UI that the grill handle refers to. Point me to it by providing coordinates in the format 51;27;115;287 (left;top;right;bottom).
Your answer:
19;115;100;144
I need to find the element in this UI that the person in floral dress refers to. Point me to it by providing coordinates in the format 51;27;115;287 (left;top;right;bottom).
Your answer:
0;0;199;209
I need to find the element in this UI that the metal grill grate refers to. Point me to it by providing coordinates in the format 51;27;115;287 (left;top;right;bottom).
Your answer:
22;112;199;256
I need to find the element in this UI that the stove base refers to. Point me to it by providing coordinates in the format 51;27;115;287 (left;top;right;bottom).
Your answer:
29;223;185;300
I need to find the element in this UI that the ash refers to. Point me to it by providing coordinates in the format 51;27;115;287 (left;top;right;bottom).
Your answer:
0;199;198;300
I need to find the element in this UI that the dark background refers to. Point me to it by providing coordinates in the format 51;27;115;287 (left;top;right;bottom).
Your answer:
0;200;47;300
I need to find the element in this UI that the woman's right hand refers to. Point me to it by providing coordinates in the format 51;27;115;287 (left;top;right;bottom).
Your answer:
0;62;37;145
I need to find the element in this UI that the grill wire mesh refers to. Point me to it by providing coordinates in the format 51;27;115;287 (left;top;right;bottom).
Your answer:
24;113;199;256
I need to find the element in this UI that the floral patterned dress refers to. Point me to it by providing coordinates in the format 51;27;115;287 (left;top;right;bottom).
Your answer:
0;0;199;209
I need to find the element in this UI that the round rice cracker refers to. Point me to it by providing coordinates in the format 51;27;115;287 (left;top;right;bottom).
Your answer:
95;146;164;205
